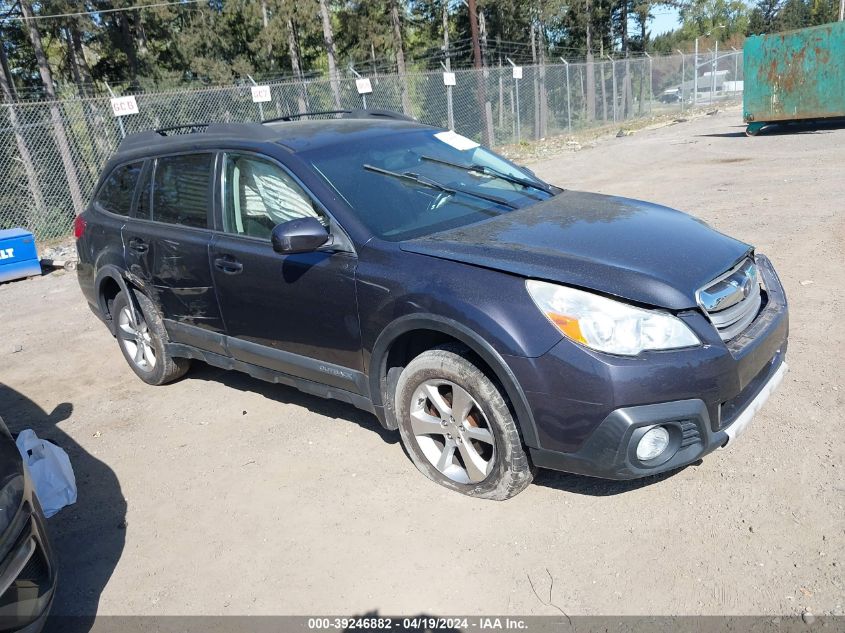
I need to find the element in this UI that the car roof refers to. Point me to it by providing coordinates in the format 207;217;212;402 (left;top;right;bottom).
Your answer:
268;118;431;152
114;114;434;161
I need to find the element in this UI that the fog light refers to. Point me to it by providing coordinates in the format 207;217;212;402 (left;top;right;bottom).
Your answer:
636;426;670;461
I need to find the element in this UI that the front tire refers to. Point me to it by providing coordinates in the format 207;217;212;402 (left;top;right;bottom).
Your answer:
395;346;534;500
112;290;190;385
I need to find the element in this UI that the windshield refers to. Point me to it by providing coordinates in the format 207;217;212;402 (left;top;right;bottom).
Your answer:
302;129;556;241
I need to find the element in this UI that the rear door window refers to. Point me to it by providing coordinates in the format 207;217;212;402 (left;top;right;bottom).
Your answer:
94;162;143;216
151;154;214;229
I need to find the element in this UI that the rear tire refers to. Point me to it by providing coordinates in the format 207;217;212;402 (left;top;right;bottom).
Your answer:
395;345;534;500
112;290;190;385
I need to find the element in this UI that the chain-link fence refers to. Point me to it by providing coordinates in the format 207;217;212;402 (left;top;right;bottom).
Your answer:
0;51;743;242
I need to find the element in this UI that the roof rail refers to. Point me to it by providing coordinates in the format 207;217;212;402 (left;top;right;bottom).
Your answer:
116;121;270;154
154;123;211;135
262;110;350;123
262;108;415;123
352;109;416;122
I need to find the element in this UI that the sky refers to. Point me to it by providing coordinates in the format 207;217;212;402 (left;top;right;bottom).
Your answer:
650;7;682;36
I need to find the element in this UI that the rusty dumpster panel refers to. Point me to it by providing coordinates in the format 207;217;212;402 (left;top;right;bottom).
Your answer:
743;22;845;127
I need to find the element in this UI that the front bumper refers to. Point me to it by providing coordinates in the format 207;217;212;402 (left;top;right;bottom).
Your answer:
508;254;789;480
530;356;787;479
0;482;56;633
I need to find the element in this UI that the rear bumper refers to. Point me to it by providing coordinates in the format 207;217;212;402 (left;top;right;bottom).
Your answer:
510;254;789;480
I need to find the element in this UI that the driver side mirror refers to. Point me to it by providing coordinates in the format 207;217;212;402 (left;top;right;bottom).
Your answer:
271;217;330;254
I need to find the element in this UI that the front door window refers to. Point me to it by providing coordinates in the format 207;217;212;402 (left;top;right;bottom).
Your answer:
223;154;325;239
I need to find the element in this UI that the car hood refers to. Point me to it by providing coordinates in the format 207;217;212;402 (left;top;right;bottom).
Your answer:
400;190;751;310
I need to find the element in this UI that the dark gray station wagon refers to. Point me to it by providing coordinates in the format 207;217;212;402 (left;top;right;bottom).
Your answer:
76;110;789;499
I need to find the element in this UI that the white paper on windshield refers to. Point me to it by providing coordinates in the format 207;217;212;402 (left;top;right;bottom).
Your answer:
434;130;480;151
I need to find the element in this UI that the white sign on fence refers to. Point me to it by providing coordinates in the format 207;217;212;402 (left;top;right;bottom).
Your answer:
110;95;139;117
251;85;272;103
512;66;523;80
356;78;373;95
442;72;456;87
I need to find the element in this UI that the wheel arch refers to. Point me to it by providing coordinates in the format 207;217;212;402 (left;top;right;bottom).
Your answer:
94;265;149;334
369;314;540;448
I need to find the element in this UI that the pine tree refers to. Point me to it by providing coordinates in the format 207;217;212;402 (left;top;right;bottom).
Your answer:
20;0;84;215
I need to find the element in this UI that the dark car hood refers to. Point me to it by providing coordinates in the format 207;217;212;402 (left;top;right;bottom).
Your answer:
400;190;751;310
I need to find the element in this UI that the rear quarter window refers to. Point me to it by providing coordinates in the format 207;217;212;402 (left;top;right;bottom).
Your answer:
151;153;213;229
94;162;143;216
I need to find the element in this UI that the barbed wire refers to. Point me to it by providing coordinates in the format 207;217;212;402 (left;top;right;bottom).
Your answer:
2;46;726;103
0;51;744;242
0;0;205;22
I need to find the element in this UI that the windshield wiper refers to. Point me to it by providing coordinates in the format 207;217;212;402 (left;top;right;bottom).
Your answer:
419;155;555;196
363;164;517;209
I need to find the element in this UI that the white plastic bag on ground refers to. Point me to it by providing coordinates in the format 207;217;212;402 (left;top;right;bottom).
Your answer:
15;429;77;518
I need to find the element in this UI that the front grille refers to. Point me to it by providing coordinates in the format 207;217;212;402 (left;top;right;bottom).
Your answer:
16;548;48;584
698;258;763;341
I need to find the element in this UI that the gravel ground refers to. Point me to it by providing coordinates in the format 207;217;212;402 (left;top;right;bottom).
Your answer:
0;106;842;619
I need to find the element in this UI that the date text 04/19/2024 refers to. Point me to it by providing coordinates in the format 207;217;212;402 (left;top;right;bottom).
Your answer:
307;617;529;630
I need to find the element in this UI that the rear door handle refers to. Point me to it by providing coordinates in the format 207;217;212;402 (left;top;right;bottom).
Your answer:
214;256;243;275
128;238;148;253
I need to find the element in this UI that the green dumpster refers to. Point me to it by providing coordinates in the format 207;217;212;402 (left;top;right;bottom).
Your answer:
743;22;845;136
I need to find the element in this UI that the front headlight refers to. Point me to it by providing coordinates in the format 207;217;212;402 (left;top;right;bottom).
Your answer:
0;417;11;440
0;473;24;537
526;280;700;355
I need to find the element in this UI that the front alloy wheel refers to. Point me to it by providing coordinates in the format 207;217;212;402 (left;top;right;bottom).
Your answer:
410;379;496;484
395;345;534;500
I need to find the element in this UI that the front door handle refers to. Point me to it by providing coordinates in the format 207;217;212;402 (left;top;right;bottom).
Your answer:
128;238;148;253
214;256;243;275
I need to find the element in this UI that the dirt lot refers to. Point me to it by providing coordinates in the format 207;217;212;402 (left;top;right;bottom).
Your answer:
1;107;843;619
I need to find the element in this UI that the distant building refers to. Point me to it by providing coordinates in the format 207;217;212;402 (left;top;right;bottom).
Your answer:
667;70;741;101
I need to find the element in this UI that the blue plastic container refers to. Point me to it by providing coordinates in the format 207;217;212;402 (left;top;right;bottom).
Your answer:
0;228;41;283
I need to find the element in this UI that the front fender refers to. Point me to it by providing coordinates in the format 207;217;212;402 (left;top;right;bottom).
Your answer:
369;314;541;448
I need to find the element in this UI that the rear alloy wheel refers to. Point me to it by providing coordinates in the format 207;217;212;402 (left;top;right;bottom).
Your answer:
395;345;534;500
117;305;157;373
111;290;190;386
